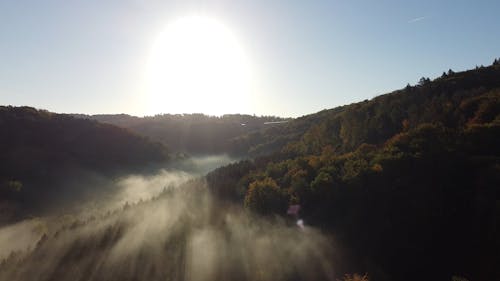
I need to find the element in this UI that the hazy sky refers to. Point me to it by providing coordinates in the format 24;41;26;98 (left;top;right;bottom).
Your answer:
1;0;499;117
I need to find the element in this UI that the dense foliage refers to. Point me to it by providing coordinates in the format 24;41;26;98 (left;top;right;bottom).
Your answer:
75;113;290;156
0;106;169;224
207;62;500;281
1;60;499;281
229;63;500;157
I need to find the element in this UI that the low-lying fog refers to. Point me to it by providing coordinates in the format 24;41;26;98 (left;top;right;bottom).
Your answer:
0;155;338;281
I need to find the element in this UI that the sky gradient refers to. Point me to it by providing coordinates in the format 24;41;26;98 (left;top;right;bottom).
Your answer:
1;0;499;117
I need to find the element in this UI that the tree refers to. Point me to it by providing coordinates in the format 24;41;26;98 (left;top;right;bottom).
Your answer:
311;171;333;192
244;177;288;215
418;77;430;86
402;118;410;131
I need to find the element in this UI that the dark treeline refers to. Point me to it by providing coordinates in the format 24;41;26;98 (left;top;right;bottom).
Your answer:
0;107;169;224
75;113;290;156
207;61;500;281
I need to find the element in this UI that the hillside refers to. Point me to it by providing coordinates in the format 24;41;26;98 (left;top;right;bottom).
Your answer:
0;106;170;224
74;113;290;156
228;63;500;157
1;61;499;281
207;63;500;280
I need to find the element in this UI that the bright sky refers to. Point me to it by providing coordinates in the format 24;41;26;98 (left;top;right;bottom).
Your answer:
0;0;499;117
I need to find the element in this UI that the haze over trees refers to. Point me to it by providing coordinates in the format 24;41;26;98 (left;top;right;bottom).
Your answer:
74;113;290;156
206;61;500;281
0;59;499;281
0;107;169;224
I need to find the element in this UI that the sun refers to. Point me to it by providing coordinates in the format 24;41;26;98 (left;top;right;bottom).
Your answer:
146;16;252;116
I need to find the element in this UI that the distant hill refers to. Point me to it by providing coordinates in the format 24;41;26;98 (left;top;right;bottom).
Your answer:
73;113;290;156
207;61;500;281
0;106;170;224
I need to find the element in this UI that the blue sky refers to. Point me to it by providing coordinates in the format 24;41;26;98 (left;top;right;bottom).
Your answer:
0;0;499;117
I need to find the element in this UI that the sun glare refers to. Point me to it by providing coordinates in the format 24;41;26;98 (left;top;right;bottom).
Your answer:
146;16;252;116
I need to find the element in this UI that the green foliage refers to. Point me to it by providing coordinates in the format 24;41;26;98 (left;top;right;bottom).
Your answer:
310;171;333;192
206;160;255;201
225;63;500;158
244;177;288;215
220;121;499;280
206;63;500;281
2;60;499;281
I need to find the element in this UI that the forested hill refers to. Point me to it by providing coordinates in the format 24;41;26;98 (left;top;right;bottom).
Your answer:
74;113;290;156
206;61;500;281
229;61;500;157
0;106;169;224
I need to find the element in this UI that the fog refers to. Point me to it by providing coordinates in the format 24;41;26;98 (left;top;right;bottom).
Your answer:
0;156;338;281
34;154;237;220
0;219;46;260
173;154;237;174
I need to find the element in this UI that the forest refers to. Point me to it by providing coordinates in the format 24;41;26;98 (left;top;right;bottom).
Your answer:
0;107;169;224
74;113;290;156
0;60;499;281
206;62;500;280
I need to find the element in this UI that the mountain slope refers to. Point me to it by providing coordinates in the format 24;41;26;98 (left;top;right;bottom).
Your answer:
228;63;500;157
206;62;500;281
0;106;170;224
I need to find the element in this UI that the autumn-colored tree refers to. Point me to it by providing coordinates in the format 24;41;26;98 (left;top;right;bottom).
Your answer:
244;177;288;215
207;63;500;281
310;171;333;192
401;118;410;131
